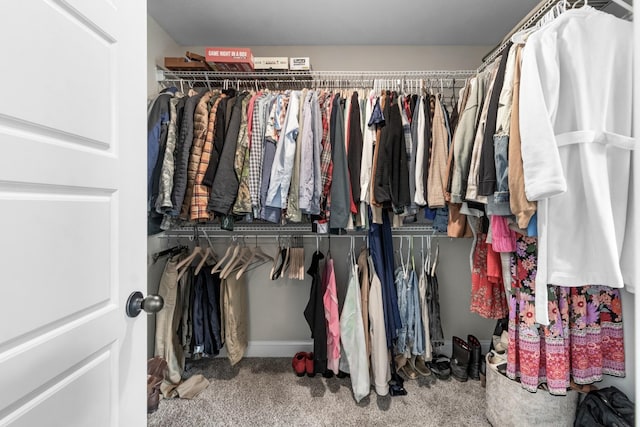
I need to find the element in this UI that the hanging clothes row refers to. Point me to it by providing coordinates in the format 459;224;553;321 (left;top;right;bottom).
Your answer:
147;76;469;235
303;226;445;402
453;2;634;396
153;239;250;397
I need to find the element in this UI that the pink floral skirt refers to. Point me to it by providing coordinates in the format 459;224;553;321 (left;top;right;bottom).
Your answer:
506;236;625;395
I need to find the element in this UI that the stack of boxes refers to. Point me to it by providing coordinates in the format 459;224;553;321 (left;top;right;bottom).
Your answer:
164;49;311;72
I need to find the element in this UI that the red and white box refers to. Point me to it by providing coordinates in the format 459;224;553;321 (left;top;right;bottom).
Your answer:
205;47;254;72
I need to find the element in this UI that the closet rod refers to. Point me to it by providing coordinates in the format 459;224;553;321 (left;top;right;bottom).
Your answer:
157;69;476;82
478;0;631;72
159;233;450;240
162;225;443;234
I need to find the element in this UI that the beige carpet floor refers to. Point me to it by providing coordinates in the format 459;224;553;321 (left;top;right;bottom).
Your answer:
148;357;490;427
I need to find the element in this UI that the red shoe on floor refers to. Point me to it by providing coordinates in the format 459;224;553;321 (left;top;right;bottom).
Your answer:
292;352;307;377
305;352;315;377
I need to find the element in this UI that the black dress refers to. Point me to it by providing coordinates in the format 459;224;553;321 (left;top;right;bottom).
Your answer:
304;251;327;374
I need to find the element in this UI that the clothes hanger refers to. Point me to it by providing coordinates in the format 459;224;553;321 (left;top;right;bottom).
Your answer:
410;236;415;273
270;236;289;280
572;0;588;8
194;229;218;275
176;245;203;280
220;236;249;278
235;236;273;280
175;226;205;279
281;236;292;278
211;236;237;274
222;245;252;279
399;236;408;278
194;246;217;275
431;237;440;277
425;235;432;277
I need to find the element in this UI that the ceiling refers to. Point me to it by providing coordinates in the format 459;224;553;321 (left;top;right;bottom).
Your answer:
148;0;543;46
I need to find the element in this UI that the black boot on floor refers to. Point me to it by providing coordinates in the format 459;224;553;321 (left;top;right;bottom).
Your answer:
467;334;482;381
450;336;471;382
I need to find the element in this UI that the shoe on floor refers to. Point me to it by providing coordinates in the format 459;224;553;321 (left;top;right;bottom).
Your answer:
467;334;482;381
292;352;308;377
450;336;471;382
412;355;432;377
305;352;315;377
427;354;451;380
400;357;419;380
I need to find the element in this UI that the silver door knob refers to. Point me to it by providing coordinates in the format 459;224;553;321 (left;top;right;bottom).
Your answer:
125;291;164;317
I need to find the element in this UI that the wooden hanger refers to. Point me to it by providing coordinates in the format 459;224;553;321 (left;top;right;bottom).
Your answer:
194;246;217;275
211;238;237;274
221;246;252;279
176;245;203;281
236;239;274;279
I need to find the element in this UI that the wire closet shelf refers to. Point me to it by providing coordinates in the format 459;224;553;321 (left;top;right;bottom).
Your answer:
478;0;632;72
157;69;476;91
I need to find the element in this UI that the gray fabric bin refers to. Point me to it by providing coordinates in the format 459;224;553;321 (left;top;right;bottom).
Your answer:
485;353;579;426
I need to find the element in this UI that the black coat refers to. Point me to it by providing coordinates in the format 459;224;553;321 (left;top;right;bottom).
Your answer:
304;251;327;374
171;91;206;217
209;93;248;215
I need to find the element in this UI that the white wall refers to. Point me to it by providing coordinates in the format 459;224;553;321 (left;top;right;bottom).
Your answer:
146;14;184;355
181;45;489;71
147;15;183;96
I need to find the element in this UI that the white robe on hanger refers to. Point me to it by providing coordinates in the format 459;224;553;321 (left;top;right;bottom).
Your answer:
519;7;636;325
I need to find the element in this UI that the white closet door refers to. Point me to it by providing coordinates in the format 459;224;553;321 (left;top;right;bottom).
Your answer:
0;1;147;426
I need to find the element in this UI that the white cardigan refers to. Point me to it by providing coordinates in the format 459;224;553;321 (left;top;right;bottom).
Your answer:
519;7;635;325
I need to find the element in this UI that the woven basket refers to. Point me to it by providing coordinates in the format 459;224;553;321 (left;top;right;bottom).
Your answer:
485;353;579;426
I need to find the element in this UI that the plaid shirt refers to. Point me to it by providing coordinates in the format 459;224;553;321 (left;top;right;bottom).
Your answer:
249;93;271;215
319;91;333;219
190;95;223;221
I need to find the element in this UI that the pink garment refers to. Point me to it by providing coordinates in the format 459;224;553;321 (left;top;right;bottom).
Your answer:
323;257;340;374
491;215;516;252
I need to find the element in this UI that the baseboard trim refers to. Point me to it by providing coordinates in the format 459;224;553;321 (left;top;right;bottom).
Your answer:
216;340;313;358
436;339;492;358
218;339;491;358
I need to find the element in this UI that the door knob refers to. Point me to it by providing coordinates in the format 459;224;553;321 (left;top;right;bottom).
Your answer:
125;291;164;317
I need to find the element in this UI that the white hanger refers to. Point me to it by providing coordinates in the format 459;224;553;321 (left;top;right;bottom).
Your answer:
431;238;440;277
399;236;408;278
